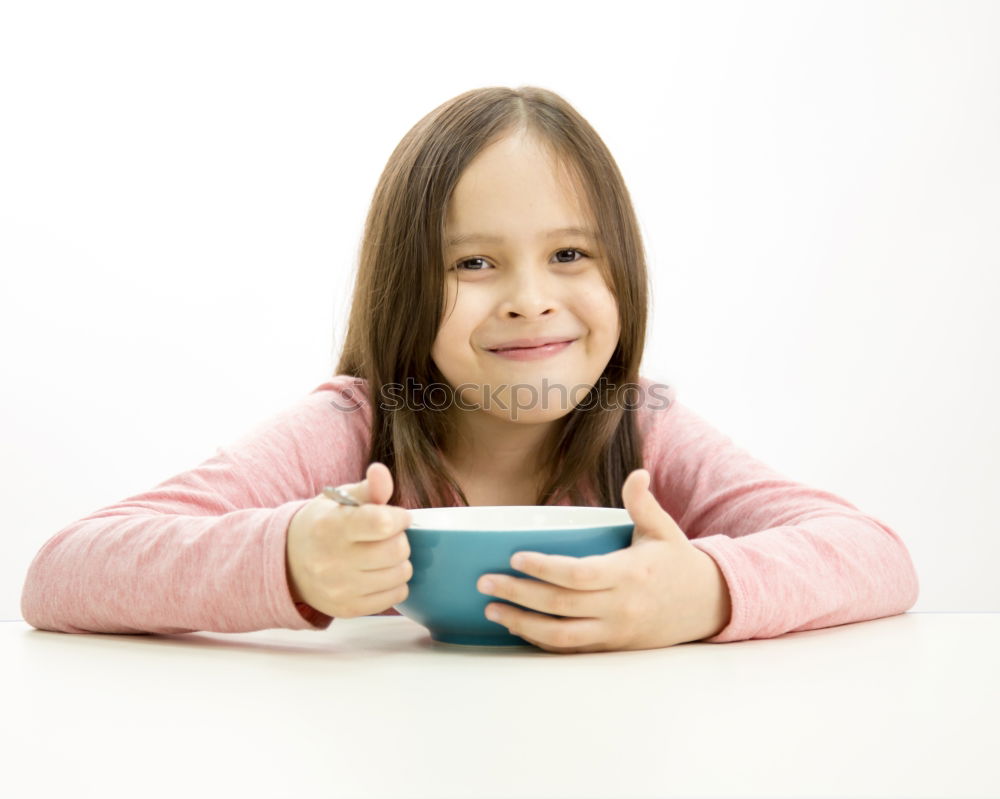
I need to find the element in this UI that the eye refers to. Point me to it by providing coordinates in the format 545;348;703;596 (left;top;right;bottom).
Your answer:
554;248;589;264
451;248;590;272
454;256;492;272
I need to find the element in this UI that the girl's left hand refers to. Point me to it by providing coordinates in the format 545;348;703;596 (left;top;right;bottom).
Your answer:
478;468;732;653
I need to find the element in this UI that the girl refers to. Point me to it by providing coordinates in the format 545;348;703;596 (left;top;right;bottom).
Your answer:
21;86;919;653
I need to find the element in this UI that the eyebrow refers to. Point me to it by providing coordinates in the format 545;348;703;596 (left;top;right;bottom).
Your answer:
445;226;597;248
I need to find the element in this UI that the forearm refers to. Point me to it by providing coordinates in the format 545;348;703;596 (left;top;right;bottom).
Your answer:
693;549;732;641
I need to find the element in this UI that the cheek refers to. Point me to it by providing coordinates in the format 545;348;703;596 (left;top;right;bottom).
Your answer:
433;292;480;364
579;285;619;335
435;285;461;339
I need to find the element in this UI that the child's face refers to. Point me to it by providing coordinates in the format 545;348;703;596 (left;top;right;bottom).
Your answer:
432;130;620;424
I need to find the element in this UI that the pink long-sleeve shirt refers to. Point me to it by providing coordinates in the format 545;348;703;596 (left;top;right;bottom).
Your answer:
20;374;920;642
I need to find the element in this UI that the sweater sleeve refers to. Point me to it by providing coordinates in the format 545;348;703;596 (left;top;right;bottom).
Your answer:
20;376;372;635
637;378;920;644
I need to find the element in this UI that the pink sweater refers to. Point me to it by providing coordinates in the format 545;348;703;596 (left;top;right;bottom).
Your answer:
20;375;919;642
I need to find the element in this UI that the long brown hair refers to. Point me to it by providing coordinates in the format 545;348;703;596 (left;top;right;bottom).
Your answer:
336;86;649;509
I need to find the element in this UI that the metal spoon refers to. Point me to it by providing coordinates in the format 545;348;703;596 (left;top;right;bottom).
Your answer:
322;484;421;527
322;484;362;506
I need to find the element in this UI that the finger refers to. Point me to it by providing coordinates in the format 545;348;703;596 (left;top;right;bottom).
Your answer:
363;461;394;505
623;468;685;543
342;503;411;543
342;579;410;618
480;574;610;618
359;558;413;595
487;604;607;652
362;462;412;529
327;461;390;506
623;468;658;519
356;531;411;570
508;550;620;591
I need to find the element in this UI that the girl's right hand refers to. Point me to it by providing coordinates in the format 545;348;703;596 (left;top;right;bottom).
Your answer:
285;462;413;618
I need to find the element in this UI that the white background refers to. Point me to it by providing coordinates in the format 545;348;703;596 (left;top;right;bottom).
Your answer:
1;0;997;620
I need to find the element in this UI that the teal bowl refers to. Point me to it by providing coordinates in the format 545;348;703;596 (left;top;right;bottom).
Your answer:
393;505;634;647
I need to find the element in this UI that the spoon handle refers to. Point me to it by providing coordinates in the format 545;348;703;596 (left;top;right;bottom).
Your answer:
322;484;360;506
322;484;420;527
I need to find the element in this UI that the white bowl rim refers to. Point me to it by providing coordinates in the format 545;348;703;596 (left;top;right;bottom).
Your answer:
407;505;633;531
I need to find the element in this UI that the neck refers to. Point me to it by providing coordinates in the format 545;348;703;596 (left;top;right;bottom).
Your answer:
442;410;562;486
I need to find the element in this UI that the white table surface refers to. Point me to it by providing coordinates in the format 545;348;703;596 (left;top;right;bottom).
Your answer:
3;612;997;799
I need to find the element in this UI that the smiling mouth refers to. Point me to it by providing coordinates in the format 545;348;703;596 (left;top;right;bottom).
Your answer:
488;339;577;352
485;340;577;361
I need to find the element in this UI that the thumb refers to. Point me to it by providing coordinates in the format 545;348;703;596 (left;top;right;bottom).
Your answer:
623;468;685;545
343;462;395;506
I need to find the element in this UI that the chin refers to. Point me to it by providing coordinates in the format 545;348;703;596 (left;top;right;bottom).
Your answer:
489;406;573;425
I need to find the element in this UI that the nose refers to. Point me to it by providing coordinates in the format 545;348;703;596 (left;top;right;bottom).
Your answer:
498;266;561;319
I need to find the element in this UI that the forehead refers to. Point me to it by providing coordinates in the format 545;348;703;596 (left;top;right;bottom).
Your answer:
444;134;594;242
446;226;597;248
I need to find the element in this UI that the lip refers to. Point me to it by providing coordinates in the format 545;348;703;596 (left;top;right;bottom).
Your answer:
487;339;575;361
486;336;578;352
